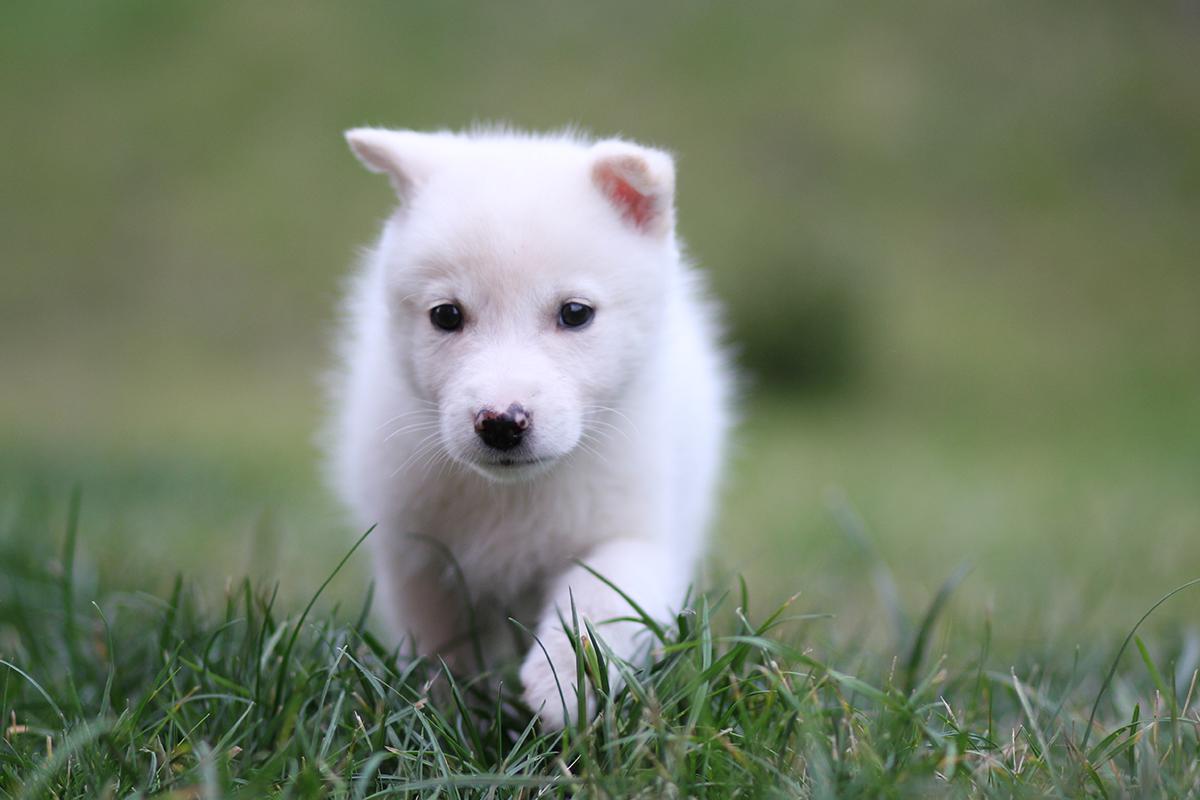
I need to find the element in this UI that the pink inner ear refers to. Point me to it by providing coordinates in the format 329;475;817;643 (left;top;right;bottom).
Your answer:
596;164;656;229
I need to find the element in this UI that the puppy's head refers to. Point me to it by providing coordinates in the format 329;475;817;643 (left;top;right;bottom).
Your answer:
347;128;678;482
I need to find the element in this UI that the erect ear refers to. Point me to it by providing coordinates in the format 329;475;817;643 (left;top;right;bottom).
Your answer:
589;140;676;236
345;127;442;200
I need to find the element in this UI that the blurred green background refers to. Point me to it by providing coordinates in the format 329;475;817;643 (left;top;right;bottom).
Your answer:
3;3;1198;646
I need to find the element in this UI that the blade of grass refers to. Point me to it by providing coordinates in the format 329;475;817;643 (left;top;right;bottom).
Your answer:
1081;577;1200;752
904;563;970;694
60;486;82;674
272;525;374;715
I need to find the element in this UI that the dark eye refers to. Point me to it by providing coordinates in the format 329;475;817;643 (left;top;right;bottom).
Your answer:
558;301;594;329
430;303;463;332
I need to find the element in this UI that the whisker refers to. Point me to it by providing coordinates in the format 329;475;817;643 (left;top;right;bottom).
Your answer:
374;407;439;432
391;432;444;477
429;449;457;482
584;404;641;437
575;434;611;468
581;425;619;447
587;419;631;441
382;420;442;443
411;448;441;478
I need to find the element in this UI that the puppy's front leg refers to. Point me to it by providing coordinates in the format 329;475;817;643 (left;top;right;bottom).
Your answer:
378;567;477;668
519;539;684;729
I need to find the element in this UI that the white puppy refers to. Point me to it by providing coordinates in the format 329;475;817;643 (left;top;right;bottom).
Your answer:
327;127;731;727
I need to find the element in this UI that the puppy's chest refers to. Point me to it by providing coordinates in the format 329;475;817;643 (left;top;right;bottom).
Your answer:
400;476;597;594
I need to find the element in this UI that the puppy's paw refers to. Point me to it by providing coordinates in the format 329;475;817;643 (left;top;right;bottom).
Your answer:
519;634;594;730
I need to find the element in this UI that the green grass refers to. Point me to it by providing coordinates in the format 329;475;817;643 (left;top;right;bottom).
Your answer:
3;494;1199;797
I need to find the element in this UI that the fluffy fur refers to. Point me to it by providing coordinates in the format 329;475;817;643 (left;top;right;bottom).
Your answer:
326;127;731;728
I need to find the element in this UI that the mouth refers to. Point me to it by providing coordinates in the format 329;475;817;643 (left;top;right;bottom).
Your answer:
491;456;545;468
465;452;557;481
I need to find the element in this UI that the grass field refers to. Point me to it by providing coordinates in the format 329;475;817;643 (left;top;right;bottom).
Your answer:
3;503;1199;796
3;2;1199;795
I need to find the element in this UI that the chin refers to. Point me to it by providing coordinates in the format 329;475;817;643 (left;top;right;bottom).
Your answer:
462;453;562;484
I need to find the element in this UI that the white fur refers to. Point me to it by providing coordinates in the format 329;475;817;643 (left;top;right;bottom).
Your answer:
326;127;731;728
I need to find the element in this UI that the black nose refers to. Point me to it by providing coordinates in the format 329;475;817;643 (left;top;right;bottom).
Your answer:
474;404;531;451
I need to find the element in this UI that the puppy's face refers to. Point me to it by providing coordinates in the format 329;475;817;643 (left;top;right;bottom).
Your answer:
349;131;677;481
